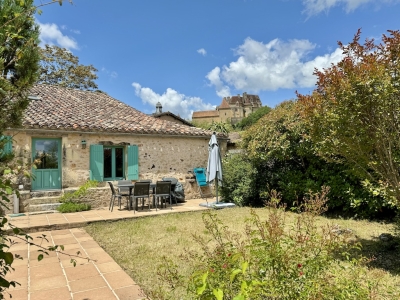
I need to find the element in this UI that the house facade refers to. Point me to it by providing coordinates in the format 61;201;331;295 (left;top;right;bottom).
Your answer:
3;85;227;194
192;92;262;124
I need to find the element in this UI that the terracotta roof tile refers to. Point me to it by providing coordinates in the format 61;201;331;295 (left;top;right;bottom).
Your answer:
218;98;230;109
23;85;225;137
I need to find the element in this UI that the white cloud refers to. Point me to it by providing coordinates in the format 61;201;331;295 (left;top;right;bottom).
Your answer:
206;37;343;95
132;83;215;120
206;67;231;98
197;48;207;56
302;0;400;16
38;21;78;50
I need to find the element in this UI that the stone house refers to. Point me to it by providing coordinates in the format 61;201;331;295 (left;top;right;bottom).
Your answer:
3;85;227;212
192;92;262;124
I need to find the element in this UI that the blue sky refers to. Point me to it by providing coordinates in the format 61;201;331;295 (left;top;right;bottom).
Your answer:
35;0;400;119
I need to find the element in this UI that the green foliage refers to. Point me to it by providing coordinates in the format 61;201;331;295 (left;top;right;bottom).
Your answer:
57;202;91;213
207;121;232;134
59;180;97;203
192;120;232;134
0;0;41;132
241;100;392;218
156;190;393;299
38;44;99;90
235;105;272;130
298;29;400;205
219;154;258;206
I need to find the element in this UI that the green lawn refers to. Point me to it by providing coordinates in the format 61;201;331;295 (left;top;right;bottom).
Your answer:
85;207;400;299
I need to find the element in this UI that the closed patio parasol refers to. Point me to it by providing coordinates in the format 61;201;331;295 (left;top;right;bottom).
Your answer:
199;132;235;209
206;132;223;203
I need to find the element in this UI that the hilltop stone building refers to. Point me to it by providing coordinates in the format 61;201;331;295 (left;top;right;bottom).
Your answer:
192;92;262;124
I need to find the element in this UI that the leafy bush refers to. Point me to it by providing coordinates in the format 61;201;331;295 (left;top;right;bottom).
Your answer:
59;180;97;203
156;189;392;299
57;202;91;213
219;154;258;206
241;100;393;218
235;105;271;130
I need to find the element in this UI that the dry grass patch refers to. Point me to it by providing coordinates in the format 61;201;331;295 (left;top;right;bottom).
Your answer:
85;207;400;299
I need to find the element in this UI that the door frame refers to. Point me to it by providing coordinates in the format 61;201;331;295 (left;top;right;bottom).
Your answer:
31;137;62;190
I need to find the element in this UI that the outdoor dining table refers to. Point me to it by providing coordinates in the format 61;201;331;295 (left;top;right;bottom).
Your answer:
117;183;157;210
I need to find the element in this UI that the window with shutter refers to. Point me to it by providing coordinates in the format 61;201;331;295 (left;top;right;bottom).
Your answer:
127;145;139;180
0;135;12;158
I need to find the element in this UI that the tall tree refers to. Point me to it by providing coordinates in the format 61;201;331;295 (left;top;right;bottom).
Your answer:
297;29;400;205
38;44;98;90
0;0;41;132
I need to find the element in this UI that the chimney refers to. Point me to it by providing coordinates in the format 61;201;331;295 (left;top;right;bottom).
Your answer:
156;102;162;113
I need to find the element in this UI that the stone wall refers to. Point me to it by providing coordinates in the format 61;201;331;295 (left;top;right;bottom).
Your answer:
4;129;227;193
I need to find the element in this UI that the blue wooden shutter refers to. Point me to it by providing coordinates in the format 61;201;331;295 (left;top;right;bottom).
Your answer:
0;135;12;158
127;145;139;180
90;144;104;181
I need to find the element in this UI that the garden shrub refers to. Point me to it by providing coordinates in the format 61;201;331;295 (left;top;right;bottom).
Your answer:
57;202;91;213
219;154;258;206
242;100;392;218
59;180;97;203
155;188;393;299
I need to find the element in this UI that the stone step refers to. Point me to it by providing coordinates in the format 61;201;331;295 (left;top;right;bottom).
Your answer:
28;196;62;205
26;203;62;213
30;190;62;198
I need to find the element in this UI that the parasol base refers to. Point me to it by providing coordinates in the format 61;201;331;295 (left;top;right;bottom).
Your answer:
199;201;236;209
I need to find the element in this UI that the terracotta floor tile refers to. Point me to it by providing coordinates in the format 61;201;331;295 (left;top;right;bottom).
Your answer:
73;286;117;300
3;288;28;300
29;256;60;267
51;233;74;239
30;264;64;280
5;265;27;280
6;276;27;291
103;270;135;289
30;275;67;291
60;257;91;268
69;275;107;293
30;248;58;258
87;252;114;264
74;236;93;242
52;229;73;235
30;286;71;300
12;248;29;258
96;261;122;274
79;240;100;249
10;257;28;267
114;285;146;300
52;237;79;245
64;263;99;281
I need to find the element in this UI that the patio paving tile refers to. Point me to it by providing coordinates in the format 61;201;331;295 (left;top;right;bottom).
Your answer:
114;285;146;300
30;275;67;291
64;263;99;281
96;261;122;274
30;264;64;280
69;275;107;293
73;286;117;300
30;286;71;300
103;270;137;289
3;288;28;300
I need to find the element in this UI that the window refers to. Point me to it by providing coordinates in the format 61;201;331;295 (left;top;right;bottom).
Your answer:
103;147;124;179
90;144;138;181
